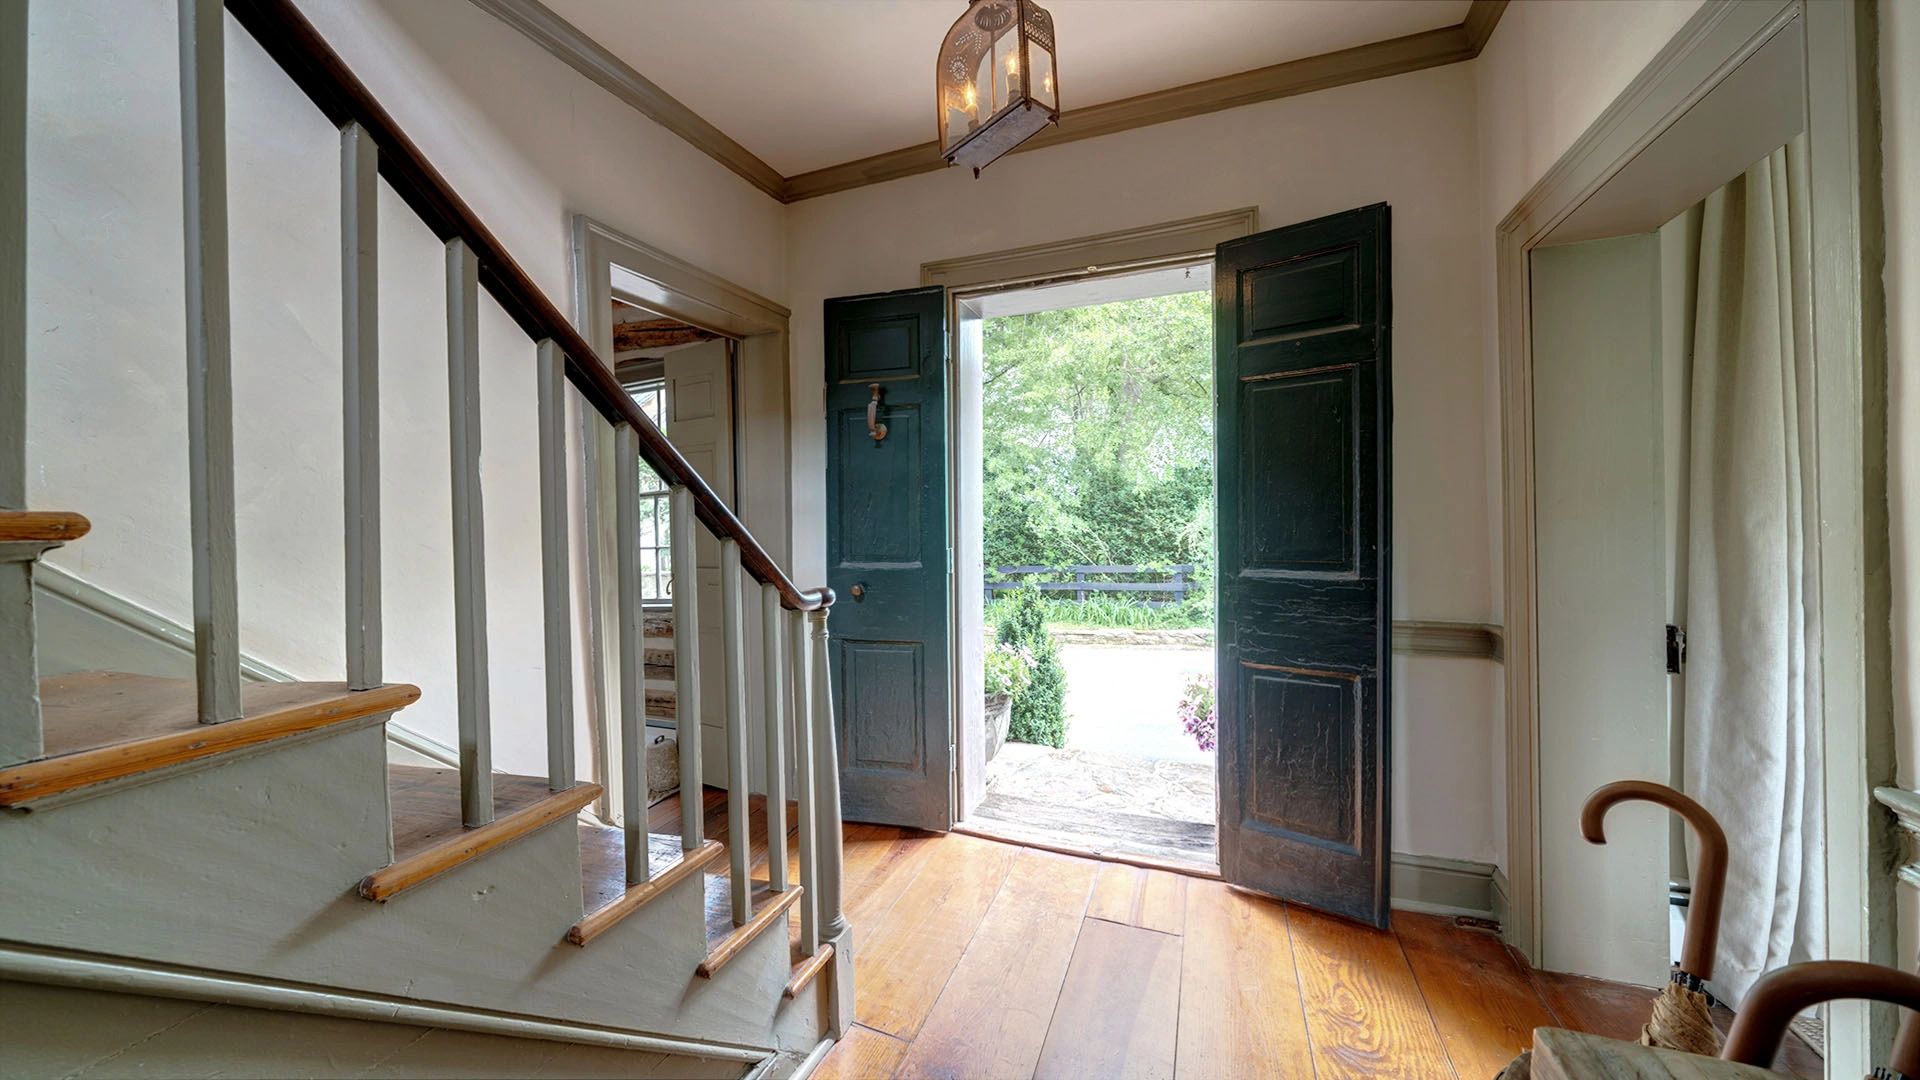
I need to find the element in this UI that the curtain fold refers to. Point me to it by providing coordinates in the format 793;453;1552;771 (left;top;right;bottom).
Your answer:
1680;134;1822;1007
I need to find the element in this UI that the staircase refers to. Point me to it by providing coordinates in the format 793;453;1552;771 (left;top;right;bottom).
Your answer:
0;0;849;1074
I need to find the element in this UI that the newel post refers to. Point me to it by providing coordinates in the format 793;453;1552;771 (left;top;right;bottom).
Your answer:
809;608;847;940
810;606;855;1033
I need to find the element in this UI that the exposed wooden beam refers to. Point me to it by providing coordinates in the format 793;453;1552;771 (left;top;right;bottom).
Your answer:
613;318;721;352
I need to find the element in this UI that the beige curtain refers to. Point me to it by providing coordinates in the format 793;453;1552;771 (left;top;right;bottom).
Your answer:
1681;135;1822;1007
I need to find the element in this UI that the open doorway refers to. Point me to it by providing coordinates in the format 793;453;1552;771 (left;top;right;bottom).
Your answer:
952;261;1218;871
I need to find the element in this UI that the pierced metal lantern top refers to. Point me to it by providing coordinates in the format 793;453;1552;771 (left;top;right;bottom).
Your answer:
937;0;1059;176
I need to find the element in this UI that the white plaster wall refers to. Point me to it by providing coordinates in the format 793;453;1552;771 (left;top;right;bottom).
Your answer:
786;62;1501;866
1881;0;1920;967
22;0;787;775
1472;0;1707;617
1467;0;1708;907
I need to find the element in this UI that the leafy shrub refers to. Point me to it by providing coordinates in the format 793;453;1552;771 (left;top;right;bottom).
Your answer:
1177;674;1216;752
984;592;1213;632
994;587;1067;748
983;641;1035;699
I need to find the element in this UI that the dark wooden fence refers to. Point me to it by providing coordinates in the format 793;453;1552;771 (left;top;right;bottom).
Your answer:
983;564;1198;607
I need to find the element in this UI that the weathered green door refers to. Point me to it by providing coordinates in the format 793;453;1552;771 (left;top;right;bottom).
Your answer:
824;287;952;831
1214;205;1393;926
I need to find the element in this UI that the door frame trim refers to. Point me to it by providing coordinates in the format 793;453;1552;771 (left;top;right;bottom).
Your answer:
1494;1;1891;1067
569;216;795;812
925;211;1257;828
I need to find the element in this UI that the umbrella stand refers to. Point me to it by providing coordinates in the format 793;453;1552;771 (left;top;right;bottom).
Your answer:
1721;960;1920;1078
1494;779;1729;1079
1581;779;1730;1056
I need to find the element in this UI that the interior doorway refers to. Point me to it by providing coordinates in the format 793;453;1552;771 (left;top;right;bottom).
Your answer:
950;261;1220;871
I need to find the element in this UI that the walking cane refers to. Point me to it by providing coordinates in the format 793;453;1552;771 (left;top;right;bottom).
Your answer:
1722;960;1920;1078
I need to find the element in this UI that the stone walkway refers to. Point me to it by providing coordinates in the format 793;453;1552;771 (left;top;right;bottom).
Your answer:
970;743;1217;868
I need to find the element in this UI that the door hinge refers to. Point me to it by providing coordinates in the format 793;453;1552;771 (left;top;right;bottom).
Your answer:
1665;624;1686;674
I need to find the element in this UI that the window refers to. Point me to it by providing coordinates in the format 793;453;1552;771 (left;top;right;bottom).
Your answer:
629;378;673;605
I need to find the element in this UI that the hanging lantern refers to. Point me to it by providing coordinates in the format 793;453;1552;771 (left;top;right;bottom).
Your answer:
936;0;1059;176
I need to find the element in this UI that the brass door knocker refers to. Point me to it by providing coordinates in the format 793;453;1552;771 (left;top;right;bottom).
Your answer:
867;383;888;443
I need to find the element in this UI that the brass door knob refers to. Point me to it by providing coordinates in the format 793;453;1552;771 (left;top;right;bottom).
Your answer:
850;583;866;600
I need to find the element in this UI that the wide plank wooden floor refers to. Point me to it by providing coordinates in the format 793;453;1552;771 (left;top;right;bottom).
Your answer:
647;791;1820;1079
800;821;1821;1080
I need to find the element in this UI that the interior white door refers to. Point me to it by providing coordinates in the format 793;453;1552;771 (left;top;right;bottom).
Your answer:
665;338;735;788
1531;233;1671;984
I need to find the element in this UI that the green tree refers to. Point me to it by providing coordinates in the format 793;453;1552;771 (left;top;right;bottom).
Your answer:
995;586;1066;748
982;291;1213;585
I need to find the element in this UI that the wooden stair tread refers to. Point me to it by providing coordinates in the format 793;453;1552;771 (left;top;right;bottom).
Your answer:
698;877;805;978
0;510;91;544
783;942;833;1000
362;765;601;901
578;820;709;913
645;688;675;720
0;673;420;808
568;834;725;946
643;612;673;638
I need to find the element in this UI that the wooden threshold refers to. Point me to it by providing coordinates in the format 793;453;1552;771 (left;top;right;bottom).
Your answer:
0;673;420;808
360;766;602;902
0;510;91;544
697;882;804;979
951;821;1223;881
567;839;725;946
782;943;833;1000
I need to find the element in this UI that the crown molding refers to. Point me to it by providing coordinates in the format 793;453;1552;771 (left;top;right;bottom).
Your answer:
1463;0;1511;53
471;0;1509;205
786;19;1483;202
467;0;786;200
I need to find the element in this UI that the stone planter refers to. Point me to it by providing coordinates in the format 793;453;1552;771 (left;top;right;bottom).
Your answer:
985;693;1013;762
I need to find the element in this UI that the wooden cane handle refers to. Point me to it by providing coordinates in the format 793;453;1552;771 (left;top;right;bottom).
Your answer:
1721;961;1920;1073
1580;780;1728;980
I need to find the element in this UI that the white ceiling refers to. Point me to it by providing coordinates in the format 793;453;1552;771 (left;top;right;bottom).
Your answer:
542;0;1472;177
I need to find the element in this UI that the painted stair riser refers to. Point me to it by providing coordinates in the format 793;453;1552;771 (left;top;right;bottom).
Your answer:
0;723;801;1051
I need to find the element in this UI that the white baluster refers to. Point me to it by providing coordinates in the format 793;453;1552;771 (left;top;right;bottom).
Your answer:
0;0;39;766
341;122;380;692
446;238;492;826
721;538;751;925
670;486;702;850
615;424;647;883
178;0;241;724
537;340;574;791
789;608;819;955
762;584;788;892
2;0;26;515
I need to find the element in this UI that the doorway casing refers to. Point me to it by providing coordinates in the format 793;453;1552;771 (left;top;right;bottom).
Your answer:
922;209;1257;823
570;216;795;814
1493;0;1891;1071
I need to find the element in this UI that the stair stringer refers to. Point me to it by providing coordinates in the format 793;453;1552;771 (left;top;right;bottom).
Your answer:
0;722;828;1059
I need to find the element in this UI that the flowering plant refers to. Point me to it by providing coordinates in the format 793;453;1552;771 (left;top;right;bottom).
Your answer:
984;642;1036;699
1177;673;1216;752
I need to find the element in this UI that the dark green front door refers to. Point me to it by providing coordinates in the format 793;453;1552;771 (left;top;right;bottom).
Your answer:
824;287;952;831
1214;205;1393;926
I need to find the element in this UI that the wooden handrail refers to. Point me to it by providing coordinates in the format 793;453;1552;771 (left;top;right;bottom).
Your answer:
222;0;832;612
